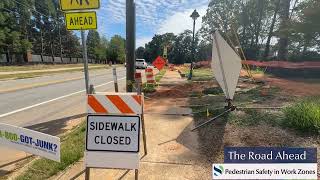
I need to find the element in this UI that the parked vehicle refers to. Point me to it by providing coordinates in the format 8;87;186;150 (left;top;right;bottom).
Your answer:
136;59;148;69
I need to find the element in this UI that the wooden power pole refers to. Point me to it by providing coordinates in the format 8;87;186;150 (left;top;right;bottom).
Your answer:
126;0;136;92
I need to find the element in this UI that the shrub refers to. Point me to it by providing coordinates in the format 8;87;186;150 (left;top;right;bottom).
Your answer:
283;97;320;134
143;84;156;93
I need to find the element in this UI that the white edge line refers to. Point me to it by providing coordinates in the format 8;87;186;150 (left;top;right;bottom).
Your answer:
0;77;126;118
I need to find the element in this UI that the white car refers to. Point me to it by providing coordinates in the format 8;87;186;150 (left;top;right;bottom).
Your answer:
136;59;148;69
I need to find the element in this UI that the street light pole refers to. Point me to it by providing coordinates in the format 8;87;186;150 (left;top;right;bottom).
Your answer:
188;9;200;80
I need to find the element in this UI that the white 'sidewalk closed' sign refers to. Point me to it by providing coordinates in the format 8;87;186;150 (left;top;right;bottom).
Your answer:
85;93;144;170
86;115;140;152
0;123;60;162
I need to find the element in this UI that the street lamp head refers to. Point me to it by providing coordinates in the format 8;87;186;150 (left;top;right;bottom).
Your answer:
190;9;200;20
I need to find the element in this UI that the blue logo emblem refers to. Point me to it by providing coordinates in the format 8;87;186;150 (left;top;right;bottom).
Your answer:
213;165;224;176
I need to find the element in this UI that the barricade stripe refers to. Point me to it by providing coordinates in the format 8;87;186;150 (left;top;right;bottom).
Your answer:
106;95;135;114
88;95;108;113
120;95;141;113
96;95;121;114
132;95;142;105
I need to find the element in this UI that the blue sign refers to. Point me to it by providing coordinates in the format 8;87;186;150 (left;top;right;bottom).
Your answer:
224;147;317;163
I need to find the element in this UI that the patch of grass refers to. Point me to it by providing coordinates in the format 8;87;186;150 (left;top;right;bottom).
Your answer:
202;87;223;95
189;68;214;81
242;86;280;102
229;109;283;127
16;122;86;180
155;69;166;82
251;67;265;74
283;97;320;134
189;91;203;98
0;65;107;80
0;64;106;72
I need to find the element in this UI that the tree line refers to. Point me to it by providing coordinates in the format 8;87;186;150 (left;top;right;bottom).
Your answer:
0;0;126;63
137;0;320;64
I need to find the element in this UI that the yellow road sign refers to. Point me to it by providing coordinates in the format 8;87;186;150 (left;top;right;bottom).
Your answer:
65;11;97;30
60;0;100;11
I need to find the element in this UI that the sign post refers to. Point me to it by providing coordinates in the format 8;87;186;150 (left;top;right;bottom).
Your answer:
191;31;241;131
61;0;100;95
60;1;100;179
113;66;119;92
81;30;90;94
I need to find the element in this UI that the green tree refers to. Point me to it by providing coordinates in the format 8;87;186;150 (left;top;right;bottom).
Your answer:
136;46;146;59
93;36;108;63
169;30;193;64
144;33;175;62
86;30;100;60
107;35;125;63
0;0;33;62
277;0;291;60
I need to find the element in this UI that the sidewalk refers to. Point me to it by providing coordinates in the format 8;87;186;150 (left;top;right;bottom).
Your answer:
52;70;211;180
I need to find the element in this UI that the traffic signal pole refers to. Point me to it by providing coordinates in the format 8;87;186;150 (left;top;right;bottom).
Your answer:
126;0;136;92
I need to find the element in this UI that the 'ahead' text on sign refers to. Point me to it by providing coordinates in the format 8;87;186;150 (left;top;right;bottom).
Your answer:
60;0;100;11
65;11;97;30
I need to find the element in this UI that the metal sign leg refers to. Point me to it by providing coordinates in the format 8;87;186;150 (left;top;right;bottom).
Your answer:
141;111;147;155
136;82;147;155
85;167;90;180
135;169;139;180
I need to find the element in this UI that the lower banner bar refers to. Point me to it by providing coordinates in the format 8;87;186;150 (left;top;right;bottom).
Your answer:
212;163;317;179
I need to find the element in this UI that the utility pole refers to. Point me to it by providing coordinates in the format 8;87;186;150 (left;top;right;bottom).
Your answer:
126;0;136;92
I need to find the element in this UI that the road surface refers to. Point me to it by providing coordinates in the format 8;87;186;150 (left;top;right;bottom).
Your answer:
0;67;131;174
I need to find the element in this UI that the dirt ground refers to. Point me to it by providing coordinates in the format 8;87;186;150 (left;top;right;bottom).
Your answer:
150;69;320;177
241;70;320;97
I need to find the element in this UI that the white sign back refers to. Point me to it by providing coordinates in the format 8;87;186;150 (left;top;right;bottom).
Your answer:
211;31;242;100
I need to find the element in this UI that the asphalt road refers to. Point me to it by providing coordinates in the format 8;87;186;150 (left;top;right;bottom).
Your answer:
0;67;130;171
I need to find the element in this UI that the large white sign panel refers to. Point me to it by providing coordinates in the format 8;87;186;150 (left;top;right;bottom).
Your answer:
211;31;242;100
85;151;139;169
0;123;60;162
86;115;140;152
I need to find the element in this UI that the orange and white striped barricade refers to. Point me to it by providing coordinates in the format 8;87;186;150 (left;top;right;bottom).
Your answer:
85;92;145;176
135;72;142;93
145;68;155;84
87;93;143;115
135;72;142;84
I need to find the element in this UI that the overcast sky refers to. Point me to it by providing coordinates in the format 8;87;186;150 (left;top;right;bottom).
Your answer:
96;0;209;47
